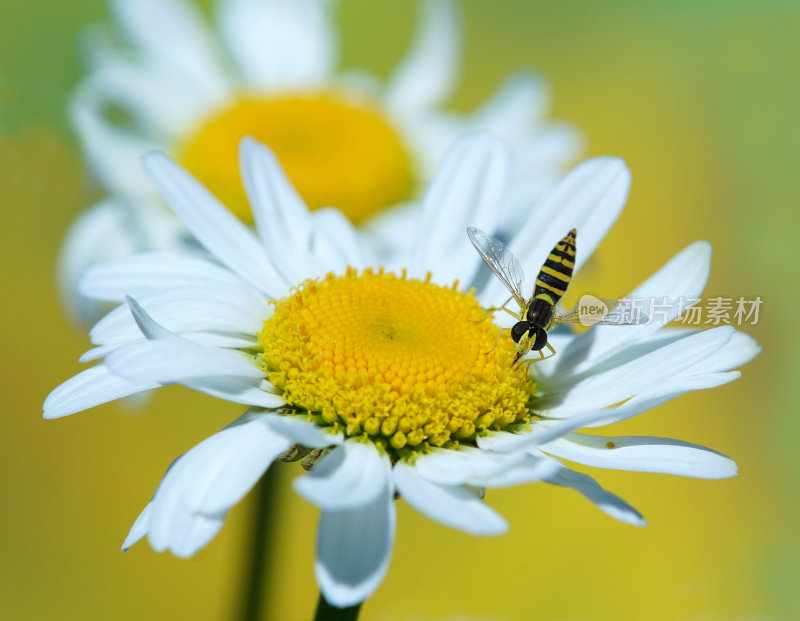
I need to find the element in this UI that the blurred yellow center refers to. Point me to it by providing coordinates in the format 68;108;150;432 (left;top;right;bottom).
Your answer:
257;268;532;457
177;92;415;225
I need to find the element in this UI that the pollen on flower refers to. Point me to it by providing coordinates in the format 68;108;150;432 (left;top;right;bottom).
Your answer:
177;91;415;225
257;268;534;458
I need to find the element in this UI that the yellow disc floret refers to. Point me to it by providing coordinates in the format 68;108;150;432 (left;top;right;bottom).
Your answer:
177;92;415;225
257;268;533;458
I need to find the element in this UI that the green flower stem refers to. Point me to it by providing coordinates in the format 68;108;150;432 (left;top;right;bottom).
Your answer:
313;593;363;621
238;465;280;621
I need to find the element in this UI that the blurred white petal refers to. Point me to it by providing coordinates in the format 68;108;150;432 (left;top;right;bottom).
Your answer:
315;477;395;607
384;0;461;113
218;0;336;90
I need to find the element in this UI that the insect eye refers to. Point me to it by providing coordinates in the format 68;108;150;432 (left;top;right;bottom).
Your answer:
532;328;548;351
511;322;530;343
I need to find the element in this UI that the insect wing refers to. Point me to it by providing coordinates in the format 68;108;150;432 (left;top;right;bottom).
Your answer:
467;227;527;308
557;297;653;327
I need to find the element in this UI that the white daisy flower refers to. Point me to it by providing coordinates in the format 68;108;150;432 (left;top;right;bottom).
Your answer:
62;0;579;323
44;135;758;608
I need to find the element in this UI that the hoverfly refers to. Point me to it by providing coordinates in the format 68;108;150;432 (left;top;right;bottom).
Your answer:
467;226;648;365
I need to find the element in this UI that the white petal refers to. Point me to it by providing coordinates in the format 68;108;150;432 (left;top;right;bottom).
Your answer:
103;329;283;408
481;157;630;306
543;464;646;526
122;502;152;551
80;332;258;363
569;371;741;429
393;462;507;535
178;332;259;349
394;112;461;177
476;404;654;453
142;415;290;556
543;434;737;479
479;366;740;454
182;416;292;514
58;200;145;323
218;0;336;89
499;126;584;235
553;241;713;376
77;19;224;130
467;453;563;488
122;296;258;364
146;459;224;556
183;376;285;409
294;443;390;511
59;198;187;313
105;338;264;383
515;122;583;169
315;479;395;607
309;208;366;275
165;512;226;558
410;134;512;285
89;286;266;345
687;330;761;374
538;326;737;415
238;138;313;285
142;151;285;297
358;202;418;265
333;68;383;100
110;0;228;102
537;323;690;380
76;58;203;138
508;124;583;201
263;413;343;449
412;447;526;485
43;364;157;419
70;84;157;195
80;251;246;302
474;70;548;134
384;0;461;113
125;295;176;340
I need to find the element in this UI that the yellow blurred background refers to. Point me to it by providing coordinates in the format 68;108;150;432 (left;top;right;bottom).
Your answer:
1;1;796;619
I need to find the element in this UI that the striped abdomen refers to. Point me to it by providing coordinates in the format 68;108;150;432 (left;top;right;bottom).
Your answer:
533;228;577;305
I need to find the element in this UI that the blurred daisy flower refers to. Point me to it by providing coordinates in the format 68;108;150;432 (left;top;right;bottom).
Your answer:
62;0;579;323
44;135;758;607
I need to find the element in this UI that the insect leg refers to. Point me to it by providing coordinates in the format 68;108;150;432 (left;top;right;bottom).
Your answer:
495;295;519;319
540;341;557;361
469;295;517;323
520;352;545;373
514;347;549;370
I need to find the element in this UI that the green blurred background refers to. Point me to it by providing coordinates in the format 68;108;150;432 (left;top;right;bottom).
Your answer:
1;0;797;619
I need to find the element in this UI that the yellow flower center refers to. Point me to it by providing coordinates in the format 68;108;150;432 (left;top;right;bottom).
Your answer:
257;268;533;458
177;92;415;225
